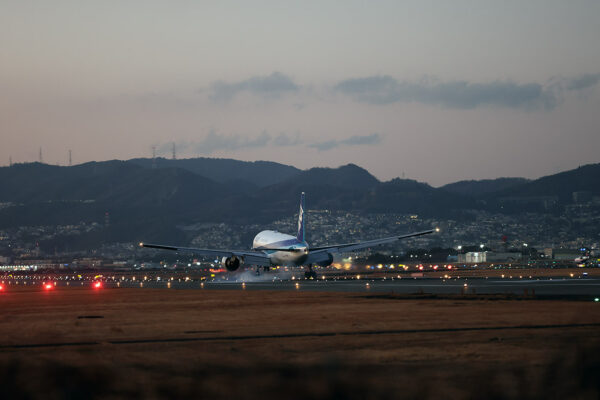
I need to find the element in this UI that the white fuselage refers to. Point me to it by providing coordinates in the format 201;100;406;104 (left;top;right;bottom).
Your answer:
252;230;308;266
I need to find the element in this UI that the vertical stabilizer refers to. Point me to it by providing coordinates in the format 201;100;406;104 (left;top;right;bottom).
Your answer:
297;192;305;242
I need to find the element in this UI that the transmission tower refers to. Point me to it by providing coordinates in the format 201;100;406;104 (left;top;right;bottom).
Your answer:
152;146;157;169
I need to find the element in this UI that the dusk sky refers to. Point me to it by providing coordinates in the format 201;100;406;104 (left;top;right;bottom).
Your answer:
1;1;599;186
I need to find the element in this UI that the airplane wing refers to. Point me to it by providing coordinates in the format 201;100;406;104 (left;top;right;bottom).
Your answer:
139;243;271;266
307;228;437;256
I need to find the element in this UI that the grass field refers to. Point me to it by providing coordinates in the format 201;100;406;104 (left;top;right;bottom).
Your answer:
1;286;599;399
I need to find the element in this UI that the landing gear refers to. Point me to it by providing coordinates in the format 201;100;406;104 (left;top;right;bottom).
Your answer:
304;265;317;279
255;266;270;276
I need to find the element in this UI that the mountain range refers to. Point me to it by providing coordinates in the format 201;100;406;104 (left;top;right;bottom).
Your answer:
0;158;598;248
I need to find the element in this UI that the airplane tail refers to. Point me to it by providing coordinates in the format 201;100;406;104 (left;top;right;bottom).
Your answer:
296;192;305;242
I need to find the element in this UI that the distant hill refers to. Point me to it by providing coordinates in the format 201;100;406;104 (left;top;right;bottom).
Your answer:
441;178;530;197
252;165;471;217
491;164;600;203
233;164;378;220
1;159;599;249
289;164;379;190
0;161;238;244
362;178;475;215
128;157;301;187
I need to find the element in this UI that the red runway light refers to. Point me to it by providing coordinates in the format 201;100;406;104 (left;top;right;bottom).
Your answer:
93;281;102;289
0;285;4;291
43;283;53;290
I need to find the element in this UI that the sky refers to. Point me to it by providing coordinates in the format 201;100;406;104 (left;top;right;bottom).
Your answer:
1;0;599;186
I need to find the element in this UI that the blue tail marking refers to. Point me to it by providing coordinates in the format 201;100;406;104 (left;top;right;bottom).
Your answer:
296;192;305;242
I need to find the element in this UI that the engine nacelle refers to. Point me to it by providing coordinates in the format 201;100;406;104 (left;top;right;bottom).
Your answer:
221;256;242;272
314;253;334;267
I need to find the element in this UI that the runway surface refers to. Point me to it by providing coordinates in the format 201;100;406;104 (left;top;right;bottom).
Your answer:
196;277;600;296
24;276;598;296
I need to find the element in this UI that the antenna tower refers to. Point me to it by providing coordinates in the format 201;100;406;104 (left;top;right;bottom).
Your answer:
9;156;12;167
152;146;157;169
172;142;176;160
39;147;43;163
68;149;72;166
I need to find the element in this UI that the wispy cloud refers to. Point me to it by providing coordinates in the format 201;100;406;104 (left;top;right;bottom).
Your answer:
309;133;382;151
563;73;600;91
334;74;600;110
272;132;303;146
157;132;380;155
158;131;303;155
209;72;299;102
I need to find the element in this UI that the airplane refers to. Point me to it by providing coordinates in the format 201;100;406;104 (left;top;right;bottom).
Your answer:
139;192;438;278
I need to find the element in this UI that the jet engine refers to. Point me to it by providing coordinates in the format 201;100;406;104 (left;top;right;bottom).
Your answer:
221;256;242;271
313;252;334;267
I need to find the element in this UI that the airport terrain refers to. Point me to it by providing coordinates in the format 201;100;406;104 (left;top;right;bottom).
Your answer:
1;285;599;399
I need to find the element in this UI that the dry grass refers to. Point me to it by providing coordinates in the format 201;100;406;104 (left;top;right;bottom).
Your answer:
1;287;599;399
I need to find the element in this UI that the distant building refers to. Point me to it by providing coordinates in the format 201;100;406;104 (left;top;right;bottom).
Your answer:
499;196;558;210
572;191;593;204
552;249;582;260
458;251;522;263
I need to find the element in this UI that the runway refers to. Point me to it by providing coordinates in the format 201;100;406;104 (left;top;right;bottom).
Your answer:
32;276;599;297
5;272;600;297
195;277;600;296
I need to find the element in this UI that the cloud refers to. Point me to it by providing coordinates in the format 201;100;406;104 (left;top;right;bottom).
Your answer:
564;73;600;91
158;131;303;155
335;74;600;110
158;132;380;155
309;133;382;151
209;72;299;102
272;132;303;146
